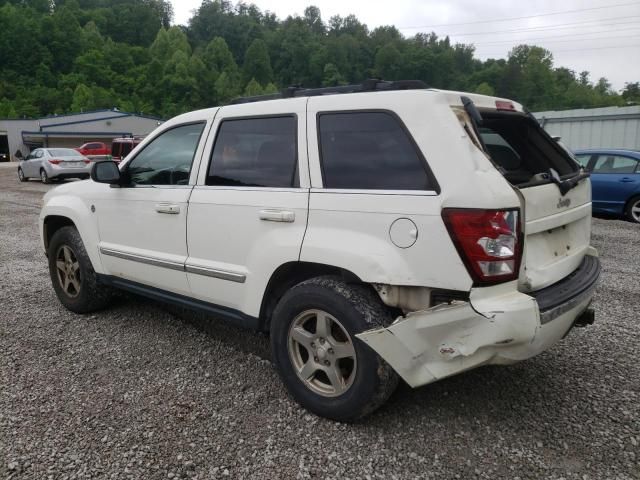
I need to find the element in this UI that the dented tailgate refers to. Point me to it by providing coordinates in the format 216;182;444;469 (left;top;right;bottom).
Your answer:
518;179;592;291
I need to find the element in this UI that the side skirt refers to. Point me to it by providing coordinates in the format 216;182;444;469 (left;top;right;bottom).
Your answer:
96;274;260;331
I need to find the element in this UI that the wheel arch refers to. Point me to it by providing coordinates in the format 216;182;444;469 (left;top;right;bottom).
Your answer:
258;261;363;332
43;215;77;252
40;199;104;274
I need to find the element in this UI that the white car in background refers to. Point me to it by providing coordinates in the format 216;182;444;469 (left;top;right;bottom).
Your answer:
18;148;92;183
39;80;601;421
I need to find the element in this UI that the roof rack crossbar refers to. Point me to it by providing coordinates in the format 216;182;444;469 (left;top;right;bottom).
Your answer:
229;79;429;105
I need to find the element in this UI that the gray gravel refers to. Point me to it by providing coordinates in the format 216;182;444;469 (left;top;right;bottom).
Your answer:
1;164;639;479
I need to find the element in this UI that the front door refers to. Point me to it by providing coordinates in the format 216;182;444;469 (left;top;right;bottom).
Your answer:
589;154;640;214
94;120;210;296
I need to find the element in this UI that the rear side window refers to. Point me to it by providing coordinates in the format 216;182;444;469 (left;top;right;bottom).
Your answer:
207;116;298;188
592;155;639;174
318;111;432;190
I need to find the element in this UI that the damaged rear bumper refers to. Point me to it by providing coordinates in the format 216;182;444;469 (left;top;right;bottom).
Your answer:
356;254;600;388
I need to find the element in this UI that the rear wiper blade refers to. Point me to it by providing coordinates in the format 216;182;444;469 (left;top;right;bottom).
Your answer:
548;168;590;195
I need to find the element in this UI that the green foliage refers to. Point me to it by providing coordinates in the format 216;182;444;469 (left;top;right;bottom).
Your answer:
475;82;495;96
243;78;263;96
0;1;632;119
242;39;273;85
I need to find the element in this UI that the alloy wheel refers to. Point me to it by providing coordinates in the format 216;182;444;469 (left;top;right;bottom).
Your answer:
631;199;640;223
287;309;357;397
55;245;81;298
18;169;24;181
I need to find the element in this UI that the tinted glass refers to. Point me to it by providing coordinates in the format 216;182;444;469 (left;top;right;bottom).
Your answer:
127;122;205;185
207;116;297;188
318;112;430;190
111;143;121;157
592;155;638;174
87;143;101;149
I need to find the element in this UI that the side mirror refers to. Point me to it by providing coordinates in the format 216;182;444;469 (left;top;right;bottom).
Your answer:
91;161;121;186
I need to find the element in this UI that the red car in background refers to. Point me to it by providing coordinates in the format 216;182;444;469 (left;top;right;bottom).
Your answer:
75;142;110;157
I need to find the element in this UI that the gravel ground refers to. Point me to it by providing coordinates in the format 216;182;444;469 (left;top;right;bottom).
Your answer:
0;164;638;479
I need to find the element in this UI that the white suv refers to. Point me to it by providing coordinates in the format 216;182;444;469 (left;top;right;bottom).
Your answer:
40;80;600;421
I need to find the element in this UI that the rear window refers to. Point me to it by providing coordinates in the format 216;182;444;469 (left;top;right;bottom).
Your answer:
318;111;432;190
480;113;579;186
47;149;82;157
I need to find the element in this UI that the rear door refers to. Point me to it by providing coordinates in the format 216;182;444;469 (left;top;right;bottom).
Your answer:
187;99;309;317
589;154;640;214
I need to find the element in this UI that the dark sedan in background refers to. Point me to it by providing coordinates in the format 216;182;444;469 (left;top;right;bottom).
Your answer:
574;149;640;224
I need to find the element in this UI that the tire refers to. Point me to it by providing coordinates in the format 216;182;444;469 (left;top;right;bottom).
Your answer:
47;226;114;313
270;275;399;422
17;168;27;182
40;169;50;184
625;195;640;224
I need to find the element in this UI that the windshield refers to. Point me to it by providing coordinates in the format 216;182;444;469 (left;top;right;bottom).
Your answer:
47;148;83;158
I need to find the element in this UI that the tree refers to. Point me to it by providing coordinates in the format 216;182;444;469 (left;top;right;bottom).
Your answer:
70;83;94;111
243;78;263;96
622;82;640;104
242;39;273;85
475;82;495;96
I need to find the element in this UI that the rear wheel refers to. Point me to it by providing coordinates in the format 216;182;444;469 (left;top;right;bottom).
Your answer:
625;196;640;223
270;276;399;422
48;226;114;313
17;168;27;182
40;169;50;184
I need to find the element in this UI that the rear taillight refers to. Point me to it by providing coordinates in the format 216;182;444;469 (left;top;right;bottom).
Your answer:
442;208;522;285
48;159;61;165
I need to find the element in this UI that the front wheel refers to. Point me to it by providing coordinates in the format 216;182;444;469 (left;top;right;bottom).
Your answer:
48;226;114;313
625;196;640;224
270;276;399;422
17;168;27;182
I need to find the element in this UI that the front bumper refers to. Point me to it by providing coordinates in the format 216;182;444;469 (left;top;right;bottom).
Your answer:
357;254;601;388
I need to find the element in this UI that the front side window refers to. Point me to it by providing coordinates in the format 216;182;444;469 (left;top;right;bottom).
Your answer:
126;122;205;185
592;155;639;174
318;111;432;190
207;116;297;188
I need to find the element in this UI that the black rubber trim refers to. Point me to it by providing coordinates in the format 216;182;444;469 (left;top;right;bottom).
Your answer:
528;255;600;313
96;274;260;330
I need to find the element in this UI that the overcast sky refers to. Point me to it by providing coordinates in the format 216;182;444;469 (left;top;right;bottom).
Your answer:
170;0;640;91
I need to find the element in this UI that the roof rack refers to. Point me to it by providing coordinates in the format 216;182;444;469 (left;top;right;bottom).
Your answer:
229;79;429;105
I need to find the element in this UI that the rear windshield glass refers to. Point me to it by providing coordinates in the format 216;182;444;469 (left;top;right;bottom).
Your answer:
479;113;579;186
47;149;82;157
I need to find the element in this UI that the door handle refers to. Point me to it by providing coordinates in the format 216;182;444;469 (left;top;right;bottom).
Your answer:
155;203;180;214
259;209;295;223
619;177;635;183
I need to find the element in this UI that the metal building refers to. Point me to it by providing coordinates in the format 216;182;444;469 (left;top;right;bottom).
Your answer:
0;109;162;162
534;105;640;150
